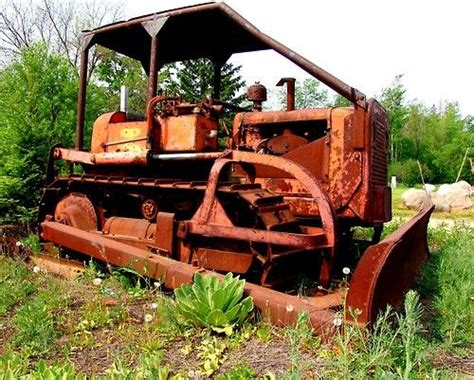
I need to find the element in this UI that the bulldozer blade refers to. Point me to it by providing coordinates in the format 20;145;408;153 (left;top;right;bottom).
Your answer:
346;206;434;324
29;253;85;280
41;221;338;337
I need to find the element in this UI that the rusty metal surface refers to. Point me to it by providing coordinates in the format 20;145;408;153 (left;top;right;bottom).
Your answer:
276;78;296;111
74;3;368;154
36;2;435;335
155;212;175;255
54;193;97;230
41;220;336;336
346;206;434;324
30;254;84;280
53;147;148;166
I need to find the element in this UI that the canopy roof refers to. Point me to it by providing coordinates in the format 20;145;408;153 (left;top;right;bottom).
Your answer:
82;2;366;108
84;2;268;68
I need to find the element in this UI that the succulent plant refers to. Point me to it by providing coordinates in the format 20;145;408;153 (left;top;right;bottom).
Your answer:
174;272;254;334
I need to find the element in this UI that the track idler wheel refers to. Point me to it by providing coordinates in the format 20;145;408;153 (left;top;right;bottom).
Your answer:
54;193;97;231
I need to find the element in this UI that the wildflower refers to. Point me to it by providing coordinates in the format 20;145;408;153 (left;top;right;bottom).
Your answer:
342;267;351;275
151;302;158;310
153;281;161;288
33;266;41;273
92;278;102;286
333;317;343;327
15;241;24;247
144;313;153;323
286;304;294;313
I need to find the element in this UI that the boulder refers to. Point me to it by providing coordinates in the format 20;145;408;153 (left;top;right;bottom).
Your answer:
423;183;436;192
437;184;454;196
430;192;450;212
444;190;472;210
436;181;472;210
401;189;431;211
453;180;471;194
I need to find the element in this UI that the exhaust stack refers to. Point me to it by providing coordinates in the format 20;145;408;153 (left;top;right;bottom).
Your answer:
120;85;129;113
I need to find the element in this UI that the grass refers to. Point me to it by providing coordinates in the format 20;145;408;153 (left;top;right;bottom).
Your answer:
0;195;473;377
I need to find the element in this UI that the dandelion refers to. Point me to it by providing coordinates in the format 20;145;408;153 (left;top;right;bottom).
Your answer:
286;304;294;313
151;302;158;310
342;267;351;275
144;313;153;323
92;278;102;286
33;266;40;273
333;317;343;327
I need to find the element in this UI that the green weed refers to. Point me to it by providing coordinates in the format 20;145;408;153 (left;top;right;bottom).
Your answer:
0;258;36;316
106;351;174;379
417;226;473;352
325;290;429;379
284;312;318;379
12;284;63;355
217;363;256;379
20;234;41;252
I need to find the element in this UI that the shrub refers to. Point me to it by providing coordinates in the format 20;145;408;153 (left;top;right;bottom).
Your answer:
174;273;253;335
389;159;431;187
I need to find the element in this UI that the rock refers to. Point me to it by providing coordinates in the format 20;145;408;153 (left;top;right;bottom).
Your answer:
423;183;436;192
437;184;454;196
453;180;471;194
430;192;450;212
436;181;472;210
401;189;431;211
444;190;472;210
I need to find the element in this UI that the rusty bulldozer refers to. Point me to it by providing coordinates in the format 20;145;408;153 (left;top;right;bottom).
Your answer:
37;3;433;336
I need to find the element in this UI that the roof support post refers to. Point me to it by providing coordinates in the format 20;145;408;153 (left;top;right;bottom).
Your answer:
75;35;94;151
147;35;159;102
212;61;222;100
142;17;169;103
211;54;231;100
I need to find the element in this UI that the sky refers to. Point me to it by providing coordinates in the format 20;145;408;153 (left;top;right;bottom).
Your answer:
125;0;473;115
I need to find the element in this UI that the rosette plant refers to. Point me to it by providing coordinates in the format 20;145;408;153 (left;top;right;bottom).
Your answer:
174;272;254;335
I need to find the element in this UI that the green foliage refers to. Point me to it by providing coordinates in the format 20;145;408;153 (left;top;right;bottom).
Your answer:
0;44;76;221
13;285;63;355
0;351;84;379
278;78;329;109
0;44;107;222
382;75;473;184
107;352;173;380
217;363;256;379
20;234;41;252
0;351;29;379
333;94;352;107
380;74;408;163
325;291;429;379
284;312;318;378
27;360;85;380
0;258;37;316
389;159;431;186
417;226;474;351
174;273;254;334
163;59;246;104
95;47;148;114
197;336;227;377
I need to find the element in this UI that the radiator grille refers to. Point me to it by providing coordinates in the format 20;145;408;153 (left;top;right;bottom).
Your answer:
371;117;388;187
